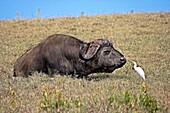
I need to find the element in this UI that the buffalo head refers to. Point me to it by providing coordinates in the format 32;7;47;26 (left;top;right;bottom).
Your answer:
79;39;126;74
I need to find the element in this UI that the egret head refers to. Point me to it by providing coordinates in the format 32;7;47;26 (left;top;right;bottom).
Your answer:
131;61;137;69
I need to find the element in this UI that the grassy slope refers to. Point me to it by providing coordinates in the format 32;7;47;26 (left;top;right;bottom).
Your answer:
0;12;170;112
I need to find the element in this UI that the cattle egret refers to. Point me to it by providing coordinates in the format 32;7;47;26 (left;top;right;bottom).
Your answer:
132;61;145;80
132;61;147;93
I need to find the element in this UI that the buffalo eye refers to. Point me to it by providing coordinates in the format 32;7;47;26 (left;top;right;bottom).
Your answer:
103;50;111;55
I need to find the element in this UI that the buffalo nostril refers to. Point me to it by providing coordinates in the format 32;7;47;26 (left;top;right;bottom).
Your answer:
120;57;126;62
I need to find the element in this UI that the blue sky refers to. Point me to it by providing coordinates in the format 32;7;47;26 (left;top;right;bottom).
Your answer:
0;0;170;20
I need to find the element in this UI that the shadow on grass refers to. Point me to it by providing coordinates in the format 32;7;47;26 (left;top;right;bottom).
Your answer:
9;72;129;82
86;74;129;81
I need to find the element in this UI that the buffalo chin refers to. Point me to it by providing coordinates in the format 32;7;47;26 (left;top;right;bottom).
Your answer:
116;63;125;68
101;66;116;73
103;63;125;73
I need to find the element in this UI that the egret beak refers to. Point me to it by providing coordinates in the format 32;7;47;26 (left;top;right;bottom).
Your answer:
131;61;136;65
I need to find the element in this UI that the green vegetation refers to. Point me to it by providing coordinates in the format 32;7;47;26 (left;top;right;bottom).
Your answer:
0;12;170;112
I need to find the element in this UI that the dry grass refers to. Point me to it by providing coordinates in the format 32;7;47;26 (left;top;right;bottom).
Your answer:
0;12;170;112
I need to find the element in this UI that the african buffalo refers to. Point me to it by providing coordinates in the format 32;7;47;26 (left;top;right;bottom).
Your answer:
13;34;126;78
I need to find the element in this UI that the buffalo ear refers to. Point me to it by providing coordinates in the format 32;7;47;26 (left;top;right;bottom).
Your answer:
80;42;100;60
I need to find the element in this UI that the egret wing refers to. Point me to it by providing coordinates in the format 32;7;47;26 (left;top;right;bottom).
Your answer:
136;67;145;80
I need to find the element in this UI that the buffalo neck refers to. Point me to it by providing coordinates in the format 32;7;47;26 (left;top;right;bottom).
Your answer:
76;58;100;76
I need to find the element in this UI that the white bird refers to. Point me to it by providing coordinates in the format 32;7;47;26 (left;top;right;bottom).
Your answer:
132;61;145;80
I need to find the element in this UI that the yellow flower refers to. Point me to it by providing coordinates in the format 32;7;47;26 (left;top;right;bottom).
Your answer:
44;91;48;98
141;81;147;93
55;86;60;94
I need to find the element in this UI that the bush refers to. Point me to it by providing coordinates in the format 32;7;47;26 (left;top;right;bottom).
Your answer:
139;93;159;113
39;85;67;112
108;90;159;113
